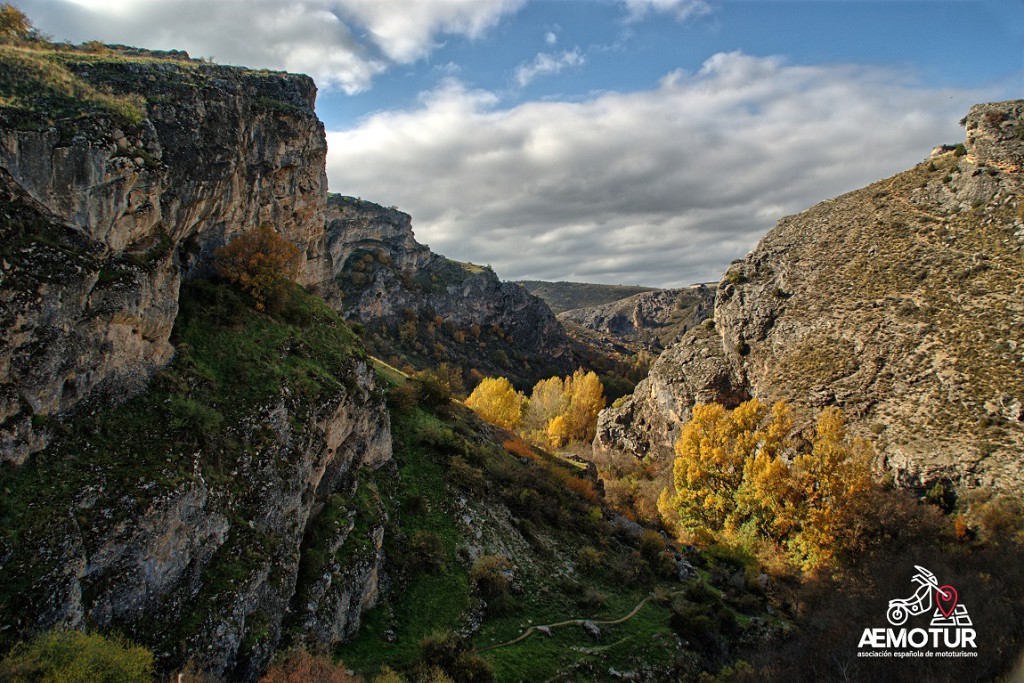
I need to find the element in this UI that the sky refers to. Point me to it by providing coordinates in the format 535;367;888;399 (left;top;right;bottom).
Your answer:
15;0;1023;287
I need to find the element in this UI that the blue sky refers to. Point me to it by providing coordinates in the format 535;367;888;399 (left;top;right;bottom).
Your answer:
319;1;1021;130
17;0;1022;286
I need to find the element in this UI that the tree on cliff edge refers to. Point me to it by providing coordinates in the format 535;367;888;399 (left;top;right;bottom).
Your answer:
214;225;301;311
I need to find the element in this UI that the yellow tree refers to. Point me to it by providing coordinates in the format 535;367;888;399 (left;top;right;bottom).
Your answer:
788;407;873;569
546;414;570;449
735;401;799;541
671;400;763;536
563;369;606;442
522;376;568;440
670;399;797;539
464;377;525;431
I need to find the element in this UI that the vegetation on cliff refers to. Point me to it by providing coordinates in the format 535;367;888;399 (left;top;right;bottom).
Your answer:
0;277;375;674
333;368;779;682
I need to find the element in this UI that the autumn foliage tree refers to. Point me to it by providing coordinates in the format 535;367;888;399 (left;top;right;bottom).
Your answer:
259;648;359;683
0;3;32;40
464;377;525;431
466;370;605;448
214;225;301;311
520;370;606;448
665;399;873;569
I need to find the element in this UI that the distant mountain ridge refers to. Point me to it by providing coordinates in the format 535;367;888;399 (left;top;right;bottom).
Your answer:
517;280;657;315
559;285;715;355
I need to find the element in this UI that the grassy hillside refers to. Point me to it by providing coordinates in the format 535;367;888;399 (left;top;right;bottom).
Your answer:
516;281;657;315
335;379;782;682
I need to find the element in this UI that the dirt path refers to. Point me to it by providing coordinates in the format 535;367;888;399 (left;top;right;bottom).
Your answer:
477;592;668;653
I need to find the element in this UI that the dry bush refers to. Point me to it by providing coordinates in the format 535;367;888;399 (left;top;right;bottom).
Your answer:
561;475;601;504
214;225;301;311
259;648;360;683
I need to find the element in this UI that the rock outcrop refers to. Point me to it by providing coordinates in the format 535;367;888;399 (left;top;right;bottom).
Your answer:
0;47;329;462
597;101;1024;494
0;271;395;677
0;44;390;679
559;285;715;354
323;195;574;388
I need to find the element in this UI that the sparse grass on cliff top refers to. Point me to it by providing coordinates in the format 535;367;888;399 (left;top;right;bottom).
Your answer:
0;43;147;125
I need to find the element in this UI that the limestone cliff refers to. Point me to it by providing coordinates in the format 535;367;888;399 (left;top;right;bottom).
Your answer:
0;44;329;462
0;43;391;680
323;195;574;388
597;100;1024;494
558;285;715;355
0;282;393;680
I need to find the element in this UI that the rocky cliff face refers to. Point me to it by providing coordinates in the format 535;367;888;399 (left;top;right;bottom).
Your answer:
0;46;330;462
323;195;574;388
0;282;393;680
559;286;715;354
597;100;1024;494
0;44;392;679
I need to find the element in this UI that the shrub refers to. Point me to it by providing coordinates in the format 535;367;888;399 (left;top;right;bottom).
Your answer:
214;225;301;311
447;457;486;493
372;666;408;683
562;475;601;504
408;530;445;573
411;370;452;408
260;648;359;683
576;545;603;575
386;382;419;413
470;555;516;616
0;4;31;40
416;632;493;683
0;629;154;683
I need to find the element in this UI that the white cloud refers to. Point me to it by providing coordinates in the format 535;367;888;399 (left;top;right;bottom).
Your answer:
514;48;585;88
334;0;525;63
17;0;524;92
622;0;713;22
326;52;985;286
544;30;558;45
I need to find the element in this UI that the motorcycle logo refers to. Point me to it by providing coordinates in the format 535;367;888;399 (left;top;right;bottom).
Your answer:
886;565;971;627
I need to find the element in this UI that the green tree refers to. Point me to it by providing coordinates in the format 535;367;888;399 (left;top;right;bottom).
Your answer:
0;629;154;683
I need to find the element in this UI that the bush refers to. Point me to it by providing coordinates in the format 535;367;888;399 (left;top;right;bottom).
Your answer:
0;4;31;40
260;648;359;683
0;629;154;683
387;382;419;413
470;555;515;616
412;370;453;408
214;225;301;311
576;545;603;575
416;632;493;683
407;530;446;573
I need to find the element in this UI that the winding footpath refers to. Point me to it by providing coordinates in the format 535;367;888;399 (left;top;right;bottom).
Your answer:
477;592;668;653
